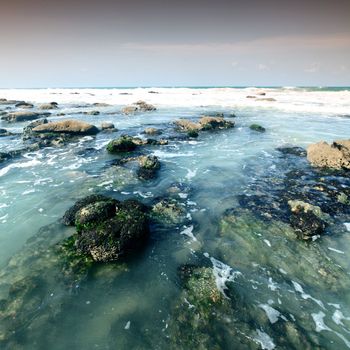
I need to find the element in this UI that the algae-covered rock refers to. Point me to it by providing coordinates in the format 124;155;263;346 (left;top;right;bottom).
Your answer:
288;200;329;240
75;199;149;262
249;124;266;132
175;116;234;133
137;155;160;179
106;135;138;153
152;198;186;225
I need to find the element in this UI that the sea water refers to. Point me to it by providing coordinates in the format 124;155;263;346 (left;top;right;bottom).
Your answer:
0;87;350;349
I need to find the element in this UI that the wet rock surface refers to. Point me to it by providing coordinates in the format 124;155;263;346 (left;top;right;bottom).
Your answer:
1;111;50;123
175;116;234;133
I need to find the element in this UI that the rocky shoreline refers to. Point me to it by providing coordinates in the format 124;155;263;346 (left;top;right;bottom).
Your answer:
0;96;349;349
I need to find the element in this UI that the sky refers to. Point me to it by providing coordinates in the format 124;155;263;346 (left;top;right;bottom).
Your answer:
0;0;349;87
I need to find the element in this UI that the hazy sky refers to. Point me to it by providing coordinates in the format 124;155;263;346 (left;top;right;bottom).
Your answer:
0;0;349;87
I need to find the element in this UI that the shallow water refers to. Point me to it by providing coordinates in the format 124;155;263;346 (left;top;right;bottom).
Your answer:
0;87;350;349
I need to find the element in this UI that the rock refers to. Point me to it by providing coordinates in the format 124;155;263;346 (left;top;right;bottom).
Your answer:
75;200;117;227
187;130;199;138
152;198;186;225
288;200;328;240
307;140;350;170
246;95;256;98
101;122;116;131
135;100;156;111
257;98;276;102
121;105;138;115
32;119;99;135
0;99;23;105
38;102;58;110
144;127;162;135
106;135;138;153
62;194;113;225
1;111;50;123
122;101;156;114
256;92;266;96
249;124;266;132
83;110;100;115
276;146;306;157
175;116;234;133
15;102;34;108
0;128;13;137
137;155;160;179
93;103;110;107
22;119;48;139
148;91;159;94
74;199;149;262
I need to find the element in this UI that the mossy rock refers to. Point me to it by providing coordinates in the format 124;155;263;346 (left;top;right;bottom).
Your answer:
249;124;266;132
106;135;138;153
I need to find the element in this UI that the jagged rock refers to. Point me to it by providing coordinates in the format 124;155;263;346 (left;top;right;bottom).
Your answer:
307;140;350;170
32;119;99;135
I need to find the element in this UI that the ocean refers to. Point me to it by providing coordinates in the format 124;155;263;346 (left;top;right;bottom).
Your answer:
0;87;350;349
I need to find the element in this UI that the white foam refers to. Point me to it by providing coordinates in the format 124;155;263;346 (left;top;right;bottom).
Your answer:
328;247;345;254
253;330;276;350
180;225;197;241
0;159;41;177
312;311;350;348
258;304;281;324
185;168;197;180
124;321;131;330
344;223;350;231
209;256;242;298
332;310;350;326
292;281;325;309
263;239;271;247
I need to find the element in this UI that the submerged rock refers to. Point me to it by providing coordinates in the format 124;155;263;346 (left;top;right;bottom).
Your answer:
307;140;350;170
276;146;306;157
151;198;186;225
1;111;50;123
32;119;99;135
250;124;266;132
83;110;100;115
0;128;14;137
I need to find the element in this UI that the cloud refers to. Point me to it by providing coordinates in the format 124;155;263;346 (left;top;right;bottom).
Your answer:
231;61;239;68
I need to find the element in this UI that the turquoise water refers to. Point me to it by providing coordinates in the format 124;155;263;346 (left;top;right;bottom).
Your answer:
0;88;350;349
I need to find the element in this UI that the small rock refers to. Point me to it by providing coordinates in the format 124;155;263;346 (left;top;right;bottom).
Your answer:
38;102;58;110
250;124;266;132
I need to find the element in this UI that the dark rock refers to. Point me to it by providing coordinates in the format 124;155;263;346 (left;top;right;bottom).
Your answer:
62;194;113;226
276;146;306;157
15;102;34;109
187;130;199;138
175;116;234;132
249;124;266;132
137;155;160;179
106;135;138;153
83;110;100;115
75;199;149;262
